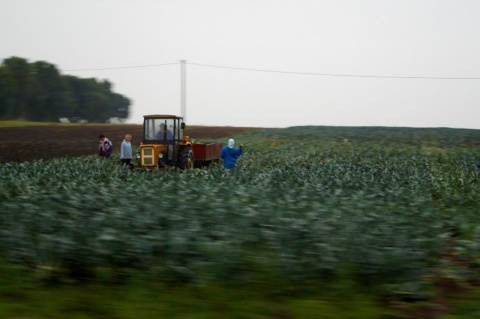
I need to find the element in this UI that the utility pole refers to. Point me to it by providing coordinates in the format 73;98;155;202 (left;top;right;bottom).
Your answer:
180;60;186;122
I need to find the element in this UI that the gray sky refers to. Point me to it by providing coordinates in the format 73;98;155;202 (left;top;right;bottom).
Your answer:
1;0;480;128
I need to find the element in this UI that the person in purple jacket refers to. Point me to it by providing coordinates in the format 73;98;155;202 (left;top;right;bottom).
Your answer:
98;134;113;158
220;138;243;169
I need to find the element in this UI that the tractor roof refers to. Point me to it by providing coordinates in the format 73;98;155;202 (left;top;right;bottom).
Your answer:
143;114;183;119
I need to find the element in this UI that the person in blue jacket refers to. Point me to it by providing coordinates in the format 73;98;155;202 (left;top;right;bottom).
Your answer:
120;133;134;170
220;138;243;169
155;123;173;140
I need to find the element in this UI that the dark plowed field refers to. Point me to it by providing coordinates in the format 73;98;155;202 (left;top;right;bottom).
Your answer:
0;125;256;163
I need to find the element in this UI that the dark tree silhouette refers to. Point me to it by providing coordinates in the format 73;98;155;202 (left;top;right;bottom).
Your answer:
0;56;131;123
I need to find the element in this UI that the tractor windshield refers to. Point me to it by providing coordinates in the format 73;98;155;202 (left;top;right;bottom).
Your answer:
143;118;183;142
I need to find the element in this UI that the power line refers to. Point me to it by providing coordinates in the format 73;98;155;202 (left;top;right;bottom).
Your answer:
63;62;179;72
62;60;480;80
188;62;480;80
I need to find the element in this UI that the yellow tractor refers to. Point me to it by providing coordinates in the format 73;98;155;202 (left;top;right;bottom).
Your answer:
137;114;222;169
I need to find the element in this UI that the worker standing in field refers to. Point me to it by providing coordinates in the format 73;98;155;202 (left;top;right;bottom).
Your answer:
120;133;134;169
220;138;243;169
98;134;113;158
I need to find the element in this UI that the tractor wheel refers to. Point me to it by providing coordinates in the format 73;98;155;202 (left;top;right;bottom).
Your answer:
178;146;194;170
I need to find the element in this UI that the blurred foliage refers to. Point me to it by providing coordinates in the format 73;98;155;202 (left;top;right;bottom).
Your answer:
0;262;395;319
1;125;480;317
0;56;130;122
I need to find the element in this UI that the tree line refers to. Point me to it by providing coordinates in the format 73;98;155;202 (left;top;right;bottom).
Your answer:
0;57;130;123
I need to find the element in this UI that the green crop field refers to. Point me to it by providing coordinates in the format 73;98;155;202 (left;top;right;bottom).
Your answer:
1;126;480;318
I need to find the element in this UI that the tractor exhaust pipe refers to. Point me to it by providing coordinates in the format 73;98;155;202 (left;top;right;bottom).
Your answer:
180;60;186;123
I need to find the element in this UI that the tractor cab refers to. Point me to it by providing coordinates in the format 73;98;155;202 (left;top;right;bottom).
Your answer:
143;116;185;144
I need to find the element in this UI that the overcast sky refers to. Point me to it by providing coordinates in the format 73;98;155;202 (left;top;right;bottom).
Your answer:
1;0;480;128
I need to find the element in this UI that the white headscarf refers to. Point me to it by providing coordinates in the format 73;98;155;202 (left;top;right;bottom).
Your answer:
228;138;234;148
